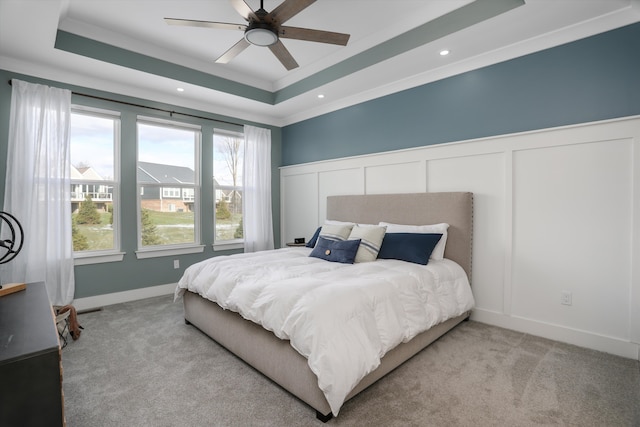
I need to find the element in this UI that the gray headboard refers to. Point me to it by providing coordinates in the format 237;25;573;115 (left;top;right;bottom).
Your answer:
327;192;473;283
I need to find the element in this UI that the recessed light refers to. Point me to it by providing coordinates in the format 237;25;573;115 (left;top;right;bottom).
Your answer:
177;87;185;92
317;94;325;99
439;50;450;56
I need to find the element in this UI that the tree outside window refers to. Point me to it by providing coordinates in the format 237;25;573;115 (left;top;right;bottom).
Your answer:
214;130;244;243
137;118;200;248
70;110;119;253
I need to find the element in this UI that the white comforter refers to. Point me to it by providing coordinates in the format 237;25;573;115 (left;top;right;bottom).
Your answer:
175;247;475;415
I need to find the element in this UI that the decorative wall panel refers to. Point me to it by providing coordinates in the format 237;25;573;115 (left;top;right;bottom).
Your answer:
281;117;640;358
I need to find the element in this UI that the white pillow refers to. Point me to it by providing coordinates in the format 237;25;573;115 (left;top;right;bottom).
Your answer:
347;225;386;263
319;223;353;242
378;222;449;260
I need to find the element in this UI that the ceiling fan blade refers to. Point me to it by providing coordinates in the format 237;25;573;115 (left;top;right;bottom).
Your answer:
229;0;258;22
269;0;316;25
268;40;299;70
279;26;350;46
165;18;246;32
215;38;251;64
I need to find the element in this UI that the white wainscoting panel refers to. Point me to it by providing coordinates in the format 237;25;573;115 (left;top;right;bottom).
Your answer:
364;161;426;194
511;138;633;340
427;153;507;315
280;116;640;359
281;172;319;244
319;168;364;222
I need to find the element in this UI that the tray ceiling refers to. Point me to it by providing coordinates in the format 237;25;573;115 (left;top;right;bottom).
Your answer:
0;0;638;126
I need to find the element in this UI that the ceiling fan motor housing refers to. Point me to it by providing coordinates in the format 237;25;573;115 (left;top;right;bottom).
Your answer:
244;21;279;46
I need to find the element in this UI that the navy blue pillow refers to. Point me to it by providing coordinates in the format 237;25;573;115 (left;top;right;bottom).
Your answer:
309;237;361;264
306;226;322;248
377;233;442;265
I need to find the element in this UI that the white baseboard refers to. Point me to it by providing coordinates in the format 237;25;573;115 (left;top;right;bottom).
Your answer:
471;308;640;360
72;283;177;312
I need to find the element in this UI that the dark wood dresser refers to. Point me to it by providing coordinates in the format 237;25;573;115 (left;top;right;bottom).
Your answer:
0;282;65;426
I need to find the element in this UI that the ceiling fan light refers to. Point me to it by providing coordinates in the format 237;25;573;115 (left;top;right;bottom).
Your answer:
245;24;278;47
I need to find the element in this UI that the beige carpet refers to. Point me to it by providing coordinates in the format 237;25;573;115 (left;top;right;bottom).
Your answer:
61;295;639;426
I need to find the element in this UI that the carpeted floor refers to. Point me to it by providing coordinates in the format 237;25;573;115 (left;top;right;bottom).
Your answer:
61;295;640;426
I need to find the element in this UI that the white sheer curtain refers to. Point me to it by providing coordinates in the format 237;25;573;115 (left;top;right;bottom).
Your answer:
1;79;75;305
242;125;274;252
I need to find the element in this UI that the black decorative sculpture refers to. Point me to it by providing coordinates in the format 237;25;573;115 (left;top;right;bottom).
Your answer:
0;211;24;264
0;211;25;294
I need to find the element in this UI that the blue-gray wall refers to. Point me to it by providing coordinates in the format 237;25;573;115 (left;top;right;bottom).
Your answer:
0;70;281;298
282;23;640;166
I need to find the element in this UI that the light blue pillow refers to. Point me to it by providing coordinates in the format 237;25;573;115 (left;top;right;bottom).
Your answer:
309;237;361;264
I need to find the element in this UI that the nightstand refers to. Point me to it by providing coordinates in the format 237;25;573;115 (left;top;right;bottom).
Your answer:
0;282;65;426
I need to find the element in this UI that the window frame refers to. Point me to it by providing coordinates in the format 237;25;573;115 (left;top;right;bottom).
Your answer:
70;105;124;265
135;116;204;259
213;129;245;251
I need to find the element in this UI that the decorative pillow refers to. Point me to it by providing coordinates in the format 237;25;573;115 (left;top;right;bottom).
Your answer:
379;222;449;260
306;227;322;248
309;237;361;264
347;225;386;263
324;219;356;226
318;223;353;242
377;233;442;265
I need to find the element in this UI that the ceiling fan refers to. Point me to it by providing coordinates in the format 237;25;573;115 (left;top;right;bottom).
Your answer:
165;0;351;70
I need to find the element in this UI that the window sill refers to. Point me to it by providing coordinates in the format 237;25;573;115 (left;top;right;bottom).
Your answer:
212;241;244;252
74;252;125;266
135;245;205;259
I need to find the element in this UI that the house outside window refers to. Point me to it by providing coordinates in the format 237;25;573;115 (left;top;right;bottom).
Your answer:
213;129;244;245
136;117;201;251
69;107;120;259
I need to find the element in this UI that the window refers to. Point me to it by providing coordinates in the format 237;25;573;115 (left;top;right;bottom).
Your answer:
70;108;120;257
213;130;244;244
162;188;181;198
137;117;200;251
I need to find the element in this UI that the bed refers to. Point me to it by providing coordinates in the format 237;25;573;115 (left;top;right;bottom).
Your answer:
176;192;474;421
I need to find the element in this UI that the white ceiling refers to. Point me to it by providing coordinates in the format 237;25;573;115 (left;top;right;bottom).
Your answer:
1;0;639;127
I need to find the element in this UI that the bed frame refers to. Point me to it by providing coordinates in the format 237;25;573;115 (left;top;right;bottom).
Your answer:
183;192;473;421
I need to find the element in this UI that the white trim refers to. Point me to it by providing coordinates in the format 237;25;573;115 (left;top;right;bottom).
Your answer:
135;245;204;259
630;119;640;345
212;242;244;251
70;108;122;256
71;104;121;118
72;282;176;312
502;149;513;316
137;115;202;130
471;309;640;361
136;120;202;252
74;252;125;265
214;128;243;138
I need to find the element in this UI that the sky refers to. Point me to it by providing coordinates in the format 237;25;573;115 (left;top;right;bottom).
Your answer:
71;113;243;185
70;112;115;179
137;122;195;172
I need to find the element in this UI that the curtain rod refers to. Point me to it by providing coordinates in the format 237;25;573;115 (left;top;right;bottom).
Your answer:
7;79;243;128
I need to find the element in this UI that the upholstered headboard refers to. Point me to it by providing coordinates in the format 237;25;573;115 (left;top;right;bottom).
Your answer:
326;192;473;283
